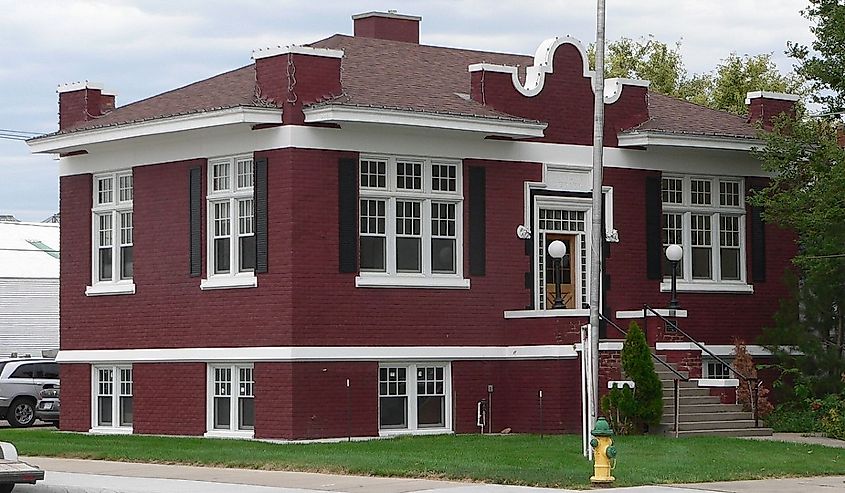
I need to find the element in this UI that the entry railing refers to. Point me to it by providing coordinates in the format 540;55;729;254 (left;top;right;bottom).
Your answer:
597;313;687;437
642;305;761;427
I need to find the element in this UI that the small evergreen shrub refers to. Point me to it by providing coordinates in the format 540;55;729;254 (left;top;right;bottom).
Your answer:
601;321;663;434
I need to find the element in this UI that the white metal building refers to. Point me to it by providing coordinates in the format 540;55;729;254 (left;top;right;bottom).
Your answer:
0;220;59;357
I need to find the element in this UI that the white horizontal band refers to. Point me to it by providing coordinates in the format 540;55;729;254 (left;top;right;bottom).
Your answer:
57;344;578;363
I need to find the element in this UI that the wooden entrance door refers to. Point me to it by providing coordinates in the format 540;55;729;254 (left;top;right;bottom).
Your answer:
545;234;576;309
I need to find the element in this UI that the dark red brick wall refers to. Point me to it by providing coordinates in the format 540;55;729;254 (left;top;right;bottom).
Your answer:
58;363;90;432
255;54;342;125
354;16;420;44
470;42;648;147
603;167;796;346
60;156;295;350
451;360;581;434
133;363;206;436
290;154;545;348
255;362;293;439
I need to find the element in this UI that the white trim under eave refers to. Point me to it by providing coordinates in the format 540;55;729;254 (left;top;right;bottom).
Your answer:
27;107;283;154
303;105;547;139
56;344;578;363
617;131;763;151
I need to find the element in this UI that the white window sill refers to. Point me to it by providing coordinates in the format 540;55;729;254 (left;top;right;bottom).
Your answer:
379;428;453;437
85;282;136;297
200;274;258;291
608;380;635;389
660;281;753;294
204;430;255;440
89;426;133;435
503;308;590;319
693;378;739;388
616;309;688;319
355;275;470;290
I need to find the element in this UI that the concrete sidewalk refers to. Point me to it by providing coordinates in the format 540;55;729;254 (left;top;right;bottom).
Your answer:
21;457;845;493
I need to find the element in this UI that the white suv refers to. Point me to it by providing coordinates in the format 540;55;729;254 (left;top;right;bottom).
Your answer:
0;359;59;427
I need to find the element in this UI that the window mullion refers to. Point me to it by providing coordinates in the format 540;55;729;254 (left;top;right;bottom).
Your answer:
229;197;237;276
386;198;397;275
408;365;418;431
422;199;432;276
712;212;721;281
111;210;120;282
111;366;120;429
230;365;238;432
683;211;692;281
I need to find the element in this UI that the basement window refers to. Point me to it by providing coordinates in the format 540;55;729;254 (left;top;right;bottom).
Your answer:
378;363;452;435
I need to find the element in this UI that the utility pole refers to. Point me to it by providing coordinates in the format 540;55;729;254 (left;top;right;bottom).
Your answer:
588;0;607;436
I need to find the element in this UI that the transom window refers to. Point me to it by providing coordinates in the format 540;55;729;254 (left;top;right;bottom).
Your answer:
378;363;451;434
89;171;133;295
207;364;254;437
206;155;255;285
93;365;132;431
534;196;593;311
661;176;746;284
358;156;463;282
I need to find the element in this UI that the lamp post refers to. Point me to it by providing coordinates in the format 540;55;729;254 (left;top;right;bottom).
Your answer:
665;244;683;310
548;240;567;309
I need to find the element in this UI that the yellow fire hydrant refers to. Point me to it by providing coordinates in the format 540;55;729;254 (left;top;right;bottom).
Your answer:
589;417;617;484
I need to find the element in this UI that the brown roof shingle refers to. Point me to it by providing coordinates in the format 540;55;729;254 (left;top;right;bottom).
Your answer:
47;34;761;141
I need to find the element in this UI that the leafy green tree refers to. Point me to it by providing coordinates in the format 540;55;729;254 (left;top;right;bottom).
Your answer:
589;37;802;115
787;0;845;114
751;116;845;396
709;53;803;115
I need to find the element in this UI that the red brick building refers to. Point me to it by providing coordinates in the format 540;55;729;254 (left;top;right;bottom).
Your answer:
28;12;797;439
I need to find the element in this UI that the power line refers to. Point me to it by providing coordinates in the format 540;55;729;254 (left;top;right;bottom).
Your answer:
0;128;44;136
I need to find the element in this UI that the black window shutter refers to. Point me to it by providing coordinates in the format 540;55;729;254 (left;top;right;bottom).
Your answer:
254;157;268;274
338;157;357;273
645;175;662;280
751;205;766;282
469;167;486;276
189;167;202;277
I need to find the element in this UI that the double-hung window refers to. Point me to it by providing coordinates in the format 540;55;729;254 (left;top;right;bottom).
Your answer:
87;171;134;296
378;363;451;435
202;155;257;290
661;176;750;292
206;364;254;438
92;365;133;433
357;156;467;289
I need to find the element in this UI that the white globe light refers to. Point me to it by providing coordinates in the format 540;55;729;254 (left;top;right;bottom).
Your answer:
547;240;567;259
665;244;683;262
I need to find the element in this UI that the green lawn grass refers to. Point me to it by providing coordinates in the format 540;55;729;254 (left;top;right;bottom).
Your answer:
1;429;843;489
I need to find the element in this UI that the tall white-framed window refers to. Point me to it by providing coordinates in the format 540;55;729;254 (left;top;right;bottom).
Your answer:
357;156;467;289
91;365;133;434
533;195;593;312
206;364;254;438
661;175;751;293
86;171;135;296
201;155;257;290
378;362;451;435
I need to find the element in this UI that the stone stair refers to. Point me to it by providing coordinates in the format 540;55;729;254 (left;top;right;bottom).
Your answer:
654;359;773;437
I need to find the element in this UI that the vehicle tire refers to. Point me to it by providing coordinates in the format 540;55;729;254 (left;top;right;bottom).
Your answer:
7;398;35;428
0;483;14;492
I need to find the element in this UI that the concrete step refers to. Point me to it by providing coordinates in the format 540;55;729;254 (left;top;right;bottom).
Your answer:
662;395;721;405
660;411;752;422
661;420;757;431
662;387;711;397
664;403;744;413
673;427;773;437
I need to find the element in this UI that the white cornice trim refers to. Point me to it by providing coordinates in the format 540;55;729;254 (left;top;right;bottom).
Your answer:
618;131;763;151
56;344;579;363
304;105;546;138
745;91;800;104
252;45;344;60
468;37;648;104
58;81;104;93
27;107;283;153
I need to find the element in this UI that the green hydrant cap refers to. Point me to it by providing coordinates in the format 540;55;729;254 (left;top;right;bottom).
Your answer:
591;417;615;437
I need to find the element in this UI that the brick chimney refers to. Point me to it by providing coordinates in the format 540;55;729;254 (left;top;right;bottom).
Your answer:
252;46;343;125
58;81;116;131
745;91;799;131
352;11;421;44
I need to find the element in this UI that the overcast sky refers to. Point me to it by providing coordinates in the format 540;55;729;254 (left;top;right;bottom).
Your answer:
0;1;814;222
